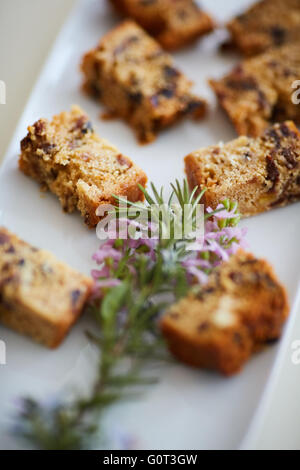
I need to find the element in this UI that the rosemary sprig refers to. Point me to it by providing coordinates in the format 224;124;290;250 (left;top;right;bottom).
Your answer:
14;180;244;450
14;259;185;450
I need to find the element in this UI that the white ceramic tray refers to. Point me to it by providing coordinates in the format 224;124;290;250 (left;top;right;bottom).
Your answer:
0;0;299;450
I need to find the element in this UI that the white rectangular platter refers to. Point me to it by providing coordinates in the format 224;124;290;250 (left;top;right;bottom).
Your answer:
0;0;300;450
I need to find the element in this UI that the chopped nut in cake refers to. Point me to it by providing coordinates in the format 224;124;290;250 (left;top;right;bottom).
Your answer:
109;0;214;50
81;20;207;143
161;251;289;375
0;227;93;348
19;105;147;227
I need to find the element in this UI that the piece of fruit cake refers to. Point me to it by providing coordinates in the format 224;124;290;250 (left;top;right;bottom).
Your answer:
0;227;93;348
109;0;214;50
210;42;300;137
161;251;289;375
227;0;300;56
81;20;207;143
185;121;300;216
19;105;147;227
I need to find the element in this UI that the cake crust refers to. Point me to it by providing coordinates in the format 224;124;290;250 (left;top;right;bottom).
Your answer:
19;105;147;227
0;227;93;348
161;251;289;375
185;121;300;217
81;20;207;143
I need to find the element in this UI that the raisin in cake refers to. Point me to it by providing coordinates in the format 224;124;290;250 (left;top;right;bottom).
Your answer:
0;227;93;348
185;121;300;216
19;105;147;227
81;20;206;143
161;251;289;375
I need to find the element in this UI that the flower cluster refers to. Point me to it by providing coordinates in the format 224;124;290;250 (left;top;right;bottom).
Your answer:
92;199;247;294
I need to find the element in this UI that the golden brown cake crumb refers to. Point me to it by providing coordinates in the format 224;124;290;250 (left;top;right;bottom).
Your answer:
81;20;207;143
185;121;300;216
227;0;300;56
161;251;289;376
210;42;300;137
0;227;93;348
19;105;147;227
109;0;214;50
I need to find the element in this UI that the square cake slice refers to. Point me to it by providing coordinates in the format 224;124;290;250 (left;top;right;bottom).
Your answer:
0;227;93;348
19;105;147;227
81;20;207;143
109;0;214;50
210;42;300;137
185;122;300;216
161;251;289;375
227;0;300;57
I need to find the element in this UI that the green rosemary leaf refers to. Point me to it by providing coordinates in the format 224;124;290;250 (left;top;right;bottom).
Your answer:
113;195;144;212
174;266;189;300
188;185;199;204
101;282;129;323
107;374;158;387
167;189;175;206
183;179;189;204
137;183;156;205
150;182;164;205
192;188;206;208
170;180;183;207
78;392;122;409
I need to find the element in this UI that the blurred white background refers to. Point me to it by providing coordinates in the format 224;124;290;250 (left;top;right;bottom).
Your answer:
0;0;75;160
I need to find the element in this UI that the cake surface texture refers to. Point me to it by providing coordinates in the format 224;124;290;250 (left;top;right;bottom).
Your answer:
210;42;300;137
0;227;93;348
19;105;147;227
81;20;207;143
161;251;289;375
185;121;300;216
109;0;214;50
227;0;300;56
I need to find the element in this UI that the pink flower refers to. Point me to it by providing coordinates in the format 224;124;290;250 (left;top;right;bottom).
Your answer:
182;258;211;270
92;246;122;264
95;279;121;289
185;265;208;285
206;204;239;220
91;200;248;294
91;267;111;280
90;278;122;300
